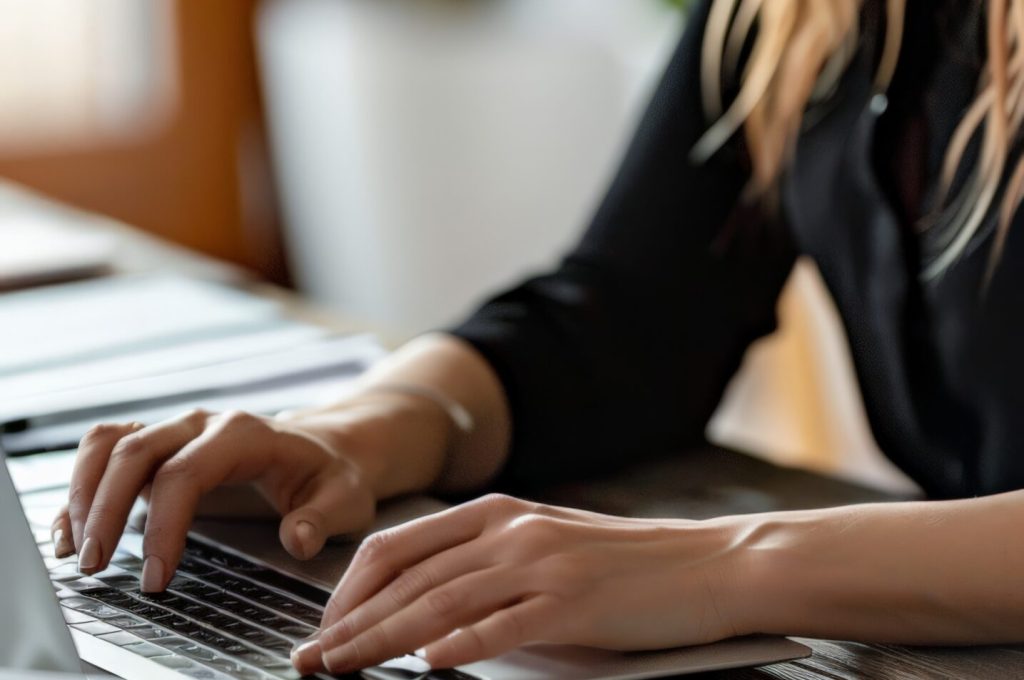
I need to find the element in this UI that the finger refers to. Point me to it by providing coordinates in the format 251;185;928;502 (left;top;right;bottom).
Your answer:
320;566;524;674
68;422;143;550
51;505;75;558
423;596;554;669
140;412;279;591
77;412;208;574
321;503;489;626
319;540;488;652
278;461;375;561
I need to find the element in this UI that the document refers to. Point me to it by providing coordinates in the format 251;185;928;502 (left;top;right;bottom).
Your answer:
0;334;381;423
1;368;372;455
0;275;282;376
0;323;328;402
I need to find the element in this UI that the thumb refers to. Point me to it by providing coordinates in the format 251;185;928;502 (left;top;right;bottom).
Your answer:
278;468;375;560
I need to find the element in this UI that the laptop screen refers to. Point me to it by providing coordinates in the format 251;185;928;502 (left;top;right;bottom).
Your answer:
0;447;82;673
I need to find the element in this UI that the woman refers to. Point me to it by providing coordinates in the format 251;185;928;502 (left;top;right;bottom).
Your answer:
51;0;1024;674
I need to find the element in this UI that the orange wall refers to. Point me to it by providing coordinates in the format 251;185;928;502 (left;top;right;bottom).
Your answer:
0;1;290;285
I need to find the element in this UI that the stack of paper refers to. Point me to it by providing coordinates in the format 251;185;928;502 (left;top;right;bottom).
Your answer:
0;275;386;454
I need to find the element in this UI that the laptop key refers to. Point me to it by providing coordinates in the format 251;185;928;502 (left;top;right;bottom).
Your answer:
73;602;123;619
123;641;173;658
236;651;288;669
278;623;316;639
70;621;119;636
99;574;141;590
206;656;253;675
194;631;249;655
60;606;95;624
130;625;180;642
106;614;148;629
180;669;229;679
97;630;143;646
49;563;84;581
111;553;143;570
152;655;197;670
165;615;202;635
179;556;218;576
173;580;221;599
179;644;219;662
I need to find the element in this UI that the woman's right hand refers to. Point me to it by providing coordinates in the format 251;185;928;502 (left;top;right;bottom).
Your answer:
50;392;454;593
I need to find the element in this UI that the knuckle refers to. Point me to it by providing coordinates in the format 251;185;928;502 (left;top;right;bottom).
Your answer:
501;606;528;642
109;434;146;463
507;514;560;555
154;455;197;486
184;407;210;424
365;624;392;658
80;423;122;447
457;623;487;656
357;529;397;566
476;494;540;523
320;616;354;649
478;493;517;511
67;484;88;509
341;628;386;669
424;587;459;618
389;567;434;607
215;409;257;431
84;500;115;528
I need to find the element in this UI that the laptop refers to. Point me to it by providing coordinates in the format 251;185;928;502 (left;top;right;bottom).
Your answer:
3;446;811;679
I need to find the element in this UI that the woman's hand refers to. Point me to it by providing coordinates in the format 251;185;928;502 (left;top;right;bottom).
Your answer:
292;493;747;675
50;390;454;593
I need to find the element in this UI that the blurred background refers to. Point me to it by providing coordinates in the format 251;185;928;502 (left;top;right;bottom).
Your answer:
0;0;917;494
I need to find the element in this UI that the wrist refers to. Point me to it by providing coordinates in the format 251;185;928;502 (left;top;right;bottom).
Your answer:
278;390;456;499
703;511;824;638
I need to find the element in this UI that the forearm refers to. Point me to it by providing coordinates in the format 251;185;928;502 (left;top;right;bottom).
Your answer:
730;492;1024;644
279;333;511;499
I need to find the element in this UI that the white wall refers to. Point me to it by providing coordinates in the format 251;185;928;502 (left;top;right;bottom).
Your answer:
257;0;683;332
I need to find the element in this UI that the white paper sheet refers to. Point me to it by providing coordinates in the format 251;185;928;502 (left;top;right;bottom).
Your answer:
0;334;383;423
1;370;369;454
0;323;327;401
0;276;281;375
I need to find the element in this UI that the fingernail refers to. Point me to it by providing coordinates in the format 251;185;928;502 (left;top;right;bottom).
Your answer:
290;639;322;674
141;555;167;593
78;537;101;572
53;529;74;558
295;520;317;557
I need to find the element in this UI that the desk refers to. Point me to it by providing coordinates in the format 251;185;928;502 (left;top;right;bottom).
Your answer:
6;182;1024;679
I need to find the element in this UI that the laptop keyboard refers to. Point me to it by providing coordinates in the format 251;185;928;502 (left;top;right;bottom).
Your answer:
47;538;327;679
42;536;478;680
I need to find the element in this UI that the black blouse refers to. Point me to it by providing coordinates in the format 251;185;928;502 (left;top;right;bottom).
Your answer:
451;0;1024;500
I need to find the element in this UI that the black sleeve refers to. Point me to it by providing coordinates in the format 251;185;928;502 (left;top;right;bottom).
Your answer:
449;0;798;493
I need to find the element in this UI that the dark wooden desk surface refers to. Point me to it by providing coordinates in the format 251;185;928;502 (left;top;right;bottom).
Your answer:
529;446;1024;680
195;446;1024;679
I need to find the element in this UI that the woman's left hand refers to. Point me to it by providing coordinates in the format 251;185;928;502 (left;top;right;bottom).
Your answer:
291;493;749;675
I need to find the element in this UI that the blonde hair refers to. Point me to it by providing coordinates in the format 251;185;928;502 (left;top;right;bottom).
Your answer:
692;0;1024;285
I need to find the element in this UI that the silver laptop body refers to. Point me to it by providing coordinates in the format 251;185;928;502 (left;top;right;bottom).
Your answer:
3;447;810;680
